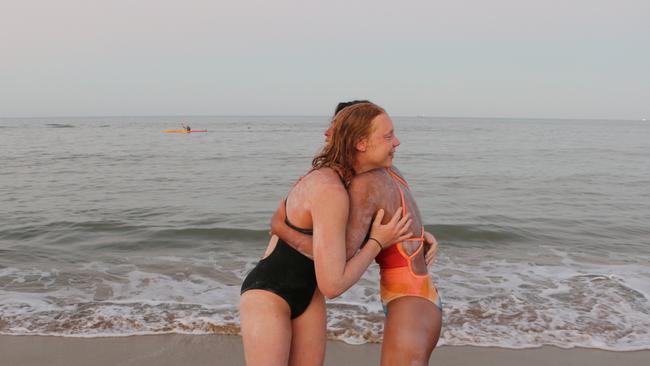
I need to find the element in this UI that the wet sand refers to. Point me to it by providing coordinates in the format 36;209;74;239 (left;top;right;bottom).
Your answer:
1;334;648;366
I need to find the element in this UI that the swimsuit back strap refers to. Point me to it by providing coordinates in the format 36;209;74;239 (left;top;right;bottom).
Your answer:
387;168;410;189
386;168;408;217
385;168;426;244
397;182;407;217
283;199;314;236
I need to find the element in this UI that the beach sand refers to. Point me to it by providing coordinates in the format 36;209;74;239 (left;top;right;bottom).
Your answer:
1;334;648;366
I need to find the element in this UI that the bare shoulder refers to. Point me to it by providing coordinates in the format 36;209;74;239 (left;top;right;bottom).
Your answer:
350;168;391;193
304;168;347;196
306;168;349;221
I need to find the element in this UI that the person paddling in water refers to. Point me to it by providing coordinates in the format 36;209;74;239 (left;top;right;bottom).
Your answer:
181;123;191;132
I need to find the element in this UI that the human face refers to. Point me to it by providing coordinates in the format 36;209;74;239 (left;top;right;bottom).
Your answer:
324;123;333;142
357;113;400;171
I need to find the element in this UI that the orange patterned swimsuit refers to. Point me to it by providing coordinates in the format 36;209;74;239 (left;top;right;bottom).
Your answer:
375;169;442;312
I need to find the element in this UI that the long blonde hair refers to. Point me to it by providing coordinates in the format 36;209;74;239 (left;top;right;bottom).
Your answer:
312;102;385;186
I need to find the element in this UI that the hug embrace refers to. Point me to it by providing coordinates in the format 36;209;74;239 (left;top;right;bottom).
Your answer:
240;101;443;366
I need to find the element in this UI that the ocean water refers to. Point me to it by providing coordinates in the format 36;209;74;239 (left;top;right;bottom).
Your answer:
1;116;649;350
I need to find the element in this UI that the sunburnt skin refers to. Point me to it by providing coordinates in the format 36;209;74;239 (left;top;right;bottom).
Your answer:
346;168;428;276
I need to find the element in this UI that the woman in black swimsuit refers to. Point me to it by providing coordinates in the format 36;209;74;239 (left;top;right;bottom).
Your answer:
240;102;412;366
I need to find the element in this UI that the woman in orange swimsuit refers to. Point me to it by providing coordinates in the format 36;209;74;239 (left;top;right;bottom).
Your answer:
371;167;442;366
272;101;442;365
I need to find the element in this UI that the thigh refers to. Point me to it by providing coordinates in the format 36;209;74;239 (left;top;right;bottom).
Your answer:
381;297;442;366
240;290;293;366
288;288;327;366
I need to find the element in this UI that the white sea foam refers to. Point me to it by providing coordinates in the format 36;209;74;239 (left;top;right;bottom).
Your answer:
432;247;650;351
1;248;649;350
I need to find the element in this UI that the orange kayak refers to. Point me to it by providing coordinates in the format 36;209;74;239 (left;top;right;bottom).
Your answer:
162;129;208;133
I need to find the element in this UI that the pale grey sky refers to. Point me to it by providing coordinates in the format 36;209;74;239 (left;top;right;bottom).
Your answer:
1;0;648;119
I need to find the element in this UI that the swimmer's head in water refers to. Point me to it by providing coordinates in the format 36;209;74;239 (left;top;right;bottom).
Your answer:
313;102;397;185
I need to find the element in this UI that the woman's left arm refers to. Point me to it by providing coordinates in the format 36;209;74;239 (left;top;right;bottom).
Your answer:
424;231;438;267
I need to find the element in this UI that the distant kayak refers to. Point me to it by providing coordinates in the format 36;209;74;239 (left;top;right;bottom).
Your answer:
162;129;208;133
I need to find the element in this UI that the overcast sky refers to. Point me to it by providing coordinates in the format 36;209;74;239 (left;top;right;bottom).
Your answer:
1;0;648;119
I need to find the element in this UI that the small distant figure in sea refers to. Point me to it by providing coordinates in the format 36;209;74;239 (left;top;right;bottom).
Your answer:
181;123;191;132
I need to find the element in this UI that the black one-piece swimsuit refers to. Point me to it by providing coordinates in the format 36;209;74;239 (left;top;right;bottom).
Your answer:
240;219;315;319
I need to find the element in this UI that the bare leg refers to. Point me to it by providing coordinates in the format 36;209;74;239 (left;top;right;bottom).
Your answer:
380;297;442;366
288;288;327;366
240;290;293;366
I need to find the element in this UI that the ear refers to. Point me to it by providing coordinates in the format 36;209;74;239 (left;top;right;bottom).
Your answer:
355;138;368;152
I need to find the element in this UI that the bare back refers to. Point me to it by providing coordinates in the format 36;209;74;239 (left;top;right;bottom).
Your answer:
345;168;427;274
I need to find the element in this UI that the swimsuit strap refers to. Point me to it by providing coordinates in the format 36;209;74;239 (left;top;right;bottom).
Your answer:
283;199;314;236
396;179;408;217
385;168;425;244
387;168;410;189
396;227;426;260
410;227;426;254
284;168;340;237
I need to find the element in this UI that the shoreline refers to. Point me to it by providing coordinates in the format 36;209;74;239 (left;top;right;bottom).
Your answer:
1;334;649;366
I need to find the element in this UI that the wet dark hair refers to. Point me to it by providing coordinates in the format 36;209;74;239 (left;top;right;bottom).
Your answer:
334;100;372;116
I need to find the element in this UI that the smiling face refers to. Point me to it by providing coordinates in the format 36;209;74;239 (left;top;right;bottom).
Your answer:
312;102;391;185
355;113;400;171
